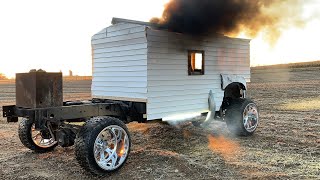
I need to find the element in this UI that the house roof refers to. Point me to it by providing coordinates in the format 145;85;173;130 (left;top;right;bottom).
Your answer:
112;17;165;30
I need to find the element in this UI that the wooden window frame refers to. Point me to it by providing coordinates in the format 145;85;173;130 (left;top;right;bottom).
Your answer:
188;50;205;75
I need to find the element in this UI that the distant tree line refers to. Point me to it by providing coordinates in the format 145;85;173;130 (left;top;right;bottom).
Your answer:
0;73;8;80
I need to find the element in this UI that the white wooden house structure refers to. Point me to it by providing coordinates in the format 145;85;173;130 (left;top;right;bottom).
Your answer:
91;18;250;121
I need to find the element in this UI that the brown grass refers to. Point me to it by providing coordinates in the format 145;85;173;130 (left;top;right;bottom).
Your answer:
252;60;320;69
128;122;150;134
207;135;242;161
278;97;320;111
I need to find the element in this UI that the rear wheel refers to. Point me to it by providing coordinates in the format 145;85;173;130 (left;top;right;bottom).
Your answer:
225;99;259;136
18;118;58;152
75;116;131;176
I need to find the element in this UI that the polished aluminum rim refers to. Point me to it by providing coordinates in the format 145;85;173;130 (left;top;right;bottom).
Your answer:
94;125;129;171
243;103;259;132
31;124;57;148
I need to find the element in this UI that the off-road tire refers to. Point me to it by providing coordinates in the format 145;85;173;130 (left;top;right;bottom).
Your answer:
18;118;57;153
75;116;131;176
225;98;259;136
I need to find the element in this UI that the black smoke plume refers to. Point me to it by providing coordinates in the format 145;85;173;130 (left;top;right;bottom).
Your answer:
151;0;308;43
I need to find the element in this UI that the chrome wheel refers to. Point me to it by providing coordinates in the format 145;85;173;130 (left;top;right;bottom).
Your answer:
31;124;57;148
243;103;259;132
93;125;130;171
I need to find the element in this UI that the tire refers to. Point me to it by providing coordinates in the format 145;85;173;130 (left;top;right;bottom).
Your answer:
75;116;131;176
225;98;259;136
18;118;58;153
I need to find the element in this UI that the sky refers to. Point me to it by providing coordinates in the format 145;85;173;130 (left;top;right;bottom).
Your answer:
0;0;319;78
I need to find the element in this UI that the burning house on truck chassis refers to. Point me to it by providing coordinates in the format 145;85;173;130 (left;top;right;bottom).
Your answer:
3;17;259;176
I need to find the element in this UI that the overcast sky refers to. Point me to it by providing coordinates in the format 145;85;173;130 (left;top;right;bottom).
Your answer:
0;0;319;78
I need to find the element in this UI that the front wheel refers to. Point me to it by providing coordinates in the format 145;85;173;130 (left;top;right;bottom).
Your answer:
225;99;259;136
75;116;131;176
18;118;58;152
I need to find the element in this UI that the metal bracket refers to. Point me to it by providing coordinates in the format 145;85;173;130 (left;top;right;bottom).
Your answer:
3;105;18;122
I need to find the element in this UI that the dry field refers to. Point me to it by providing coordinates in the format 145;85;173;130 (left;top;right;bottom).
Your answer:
0;66;319;180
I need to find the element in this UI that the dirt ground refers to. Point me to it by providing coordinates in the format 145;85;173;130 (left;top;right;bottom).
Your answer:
0;67;319;180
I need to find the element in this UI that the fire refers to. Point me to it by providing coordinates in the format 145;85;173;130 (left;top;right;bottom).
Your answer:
119;149;124;156
207;135;241;161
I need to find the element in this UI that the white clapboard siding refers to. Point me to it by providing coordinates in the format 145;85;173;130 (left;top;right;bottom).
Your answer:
91;23;148;101
92;32;146;45
93;71;147;77
93;49;147;59
94;43;147;54
93;60;147;68
91;21;251;120
94;55;147;63
91;80;147;88
146;28;250;120
93;37;147;49
91;23;143;40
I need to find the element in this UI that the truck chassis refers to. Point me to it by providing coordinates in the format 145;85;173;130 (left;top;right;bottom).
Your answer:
3;84;259;176
3;99;149;175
